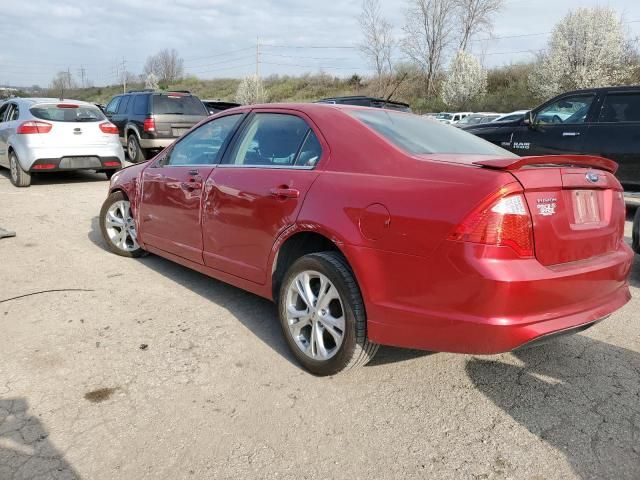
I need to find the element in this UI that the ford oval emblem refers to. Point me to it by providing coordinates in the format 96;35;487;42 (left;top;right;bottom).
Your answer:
586;172;599;183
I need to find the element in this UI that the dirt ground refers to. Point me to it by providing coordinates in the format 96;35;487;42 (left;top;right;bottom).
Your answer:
0;168;639;480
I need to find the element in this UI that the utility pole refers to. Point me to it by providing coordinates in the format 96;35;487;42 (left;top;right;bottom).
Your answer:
78;66;86;89
121;57;127;93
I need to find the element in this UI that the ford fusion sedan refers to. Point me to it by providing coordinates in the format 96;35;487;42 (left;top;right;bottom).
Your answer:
100;104;633;375
0;98;124;187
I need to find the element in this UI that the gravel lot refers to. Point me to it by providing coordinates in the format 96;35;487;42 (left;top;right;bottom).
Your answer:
0;168;638;480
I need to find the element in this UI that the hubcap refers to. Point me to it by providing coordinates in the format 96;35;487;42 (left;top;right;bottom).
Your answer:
285;270;345;361
128;138;137;160
104;200;139;252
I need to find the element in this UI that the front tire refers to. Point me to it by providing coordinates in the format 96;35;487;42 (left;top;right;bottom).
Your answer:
99;191;145;257
9;152;31;187
127;134;147;163
278;252;379;375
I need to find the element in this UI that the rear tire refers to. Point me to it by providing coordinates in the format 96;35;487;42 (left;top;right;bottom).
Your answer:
99;191;145;258
633;207;640;254
278;252;379;376
127;134;148;163
9;152;31;187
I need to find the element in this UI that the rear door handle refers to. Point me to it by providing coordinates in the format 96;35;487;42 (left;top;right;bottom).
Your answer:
270;187;300;199
562;132;581;137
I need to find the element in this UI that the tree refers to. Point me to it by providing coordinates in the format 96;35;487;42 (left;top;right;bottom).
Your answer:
235;75;266;105
402;0;457;96
441;50;487;108
359;0;396;95
143;48;184;84
455;0;505;51
529;7;635;99
50;71;76;95
145;72;159;90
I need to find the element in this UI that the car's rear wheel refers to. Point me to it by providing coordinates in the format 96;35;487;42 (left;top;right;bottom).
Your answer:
127;134;147;163
99;191;145;257
278;252;379;375
9;152;31;187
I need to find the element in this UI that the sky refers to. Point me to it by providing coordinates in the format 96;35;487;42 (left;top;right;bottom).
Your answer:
2;0;640;88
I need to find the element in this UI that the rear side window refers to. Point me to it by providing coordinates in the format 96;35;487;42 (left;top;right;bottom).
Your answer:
348;109;516;156
133;95;149;115
117;96;130;114
598;93;640;123
223;113;315;167
152;95;207;115
30;104;105;122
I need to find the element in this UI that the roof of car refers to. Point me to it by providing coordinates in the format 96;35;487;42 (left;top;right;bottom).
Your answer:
7;97;97;107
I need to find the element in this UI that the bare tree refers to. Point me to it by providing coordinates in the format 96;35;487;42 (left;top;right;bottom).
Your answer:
529;7;635;99
402;0;457;96
359;0;396;95
50;71;76;95
235;75;266;105
455;0;505;51
143;49;184;84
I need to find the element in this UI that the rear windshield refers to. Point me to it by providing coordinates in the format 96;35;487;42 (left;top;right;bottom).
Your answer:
348;109;517;156
152;95;207;115
30;104;105;122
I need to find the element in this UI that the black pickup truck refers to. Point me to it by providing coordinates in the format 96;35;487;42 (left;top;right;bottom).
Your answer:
463;86;640;190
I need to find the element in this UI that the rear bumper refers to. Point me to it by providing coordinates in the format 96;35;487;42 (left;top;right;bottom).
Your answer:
138;137;176;150
15;144;125;170
345;240;633;354
30;156;123;172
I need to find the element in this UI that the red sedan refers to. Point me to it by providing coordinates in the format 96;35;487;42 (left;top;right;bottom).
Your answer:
100;104;633;375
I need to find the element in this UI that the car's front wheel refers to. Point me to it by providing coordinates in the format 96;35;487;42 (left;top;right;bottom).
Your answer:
9;152;31;187
99;191;145;257
279;252;379;375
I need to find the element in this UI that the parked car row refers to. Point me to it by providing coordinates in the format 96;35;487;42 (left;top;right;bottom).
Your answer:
426;110;528;126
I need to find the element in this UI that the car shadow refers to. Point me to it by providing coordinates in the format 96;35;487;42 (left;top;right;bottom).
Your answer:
0;167;107;185
87;216;299;367
0;398;80;479
629;253;640;288
466;336;640;479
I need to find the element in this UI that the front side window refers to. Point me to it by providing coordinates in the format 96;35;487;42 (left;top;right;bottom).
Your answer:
535;94;595;125
105;97;121;115
598;92;640;123
224;113;317;167
164;114;242;166
0;103;9;122
348;109;516;156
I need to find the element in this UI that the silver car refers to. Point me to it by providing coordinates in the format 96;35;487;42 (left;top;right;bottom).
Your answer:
0;98;125;187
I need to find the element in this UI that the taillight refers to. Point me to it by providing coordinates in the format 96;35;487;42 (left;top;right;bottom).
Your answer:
32;164;57;170
143;117;155;132
99;122;119;134
449;186;534;257
103;161;121;167
17;121;52;134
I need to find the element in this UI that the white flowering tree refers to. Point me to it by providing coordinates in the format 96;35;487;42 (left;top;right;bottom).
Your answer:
441;50;487;108
145;72;159;90
529;7;633;99
235;75;267;105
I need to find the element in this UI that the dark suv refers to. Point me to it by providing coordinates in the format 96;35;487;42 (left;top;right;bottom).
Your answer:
104;90;208;162
464;86;640;190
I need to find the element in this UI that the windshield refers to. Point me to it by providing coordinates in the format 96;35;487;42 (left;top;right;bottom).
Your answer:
435;113;452;120
30;104;105;122
458;115;483;125
152;95;207;115
348;109;516;156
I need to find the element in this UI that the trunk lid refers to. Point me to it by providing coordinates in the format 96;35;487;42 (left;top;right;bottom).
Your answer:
474;155;626;266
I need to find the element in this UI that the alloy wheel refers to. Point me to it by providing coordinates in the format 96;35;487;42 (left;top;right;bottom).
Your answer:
9;156;18;182
127;137;137;161
104;200;139;252
285;270;345;360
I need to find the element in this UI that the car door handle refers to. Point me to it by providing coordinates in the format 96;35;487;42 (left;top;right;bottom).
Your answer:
181;177;203;190
270;187;300;199
562;132;581;137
